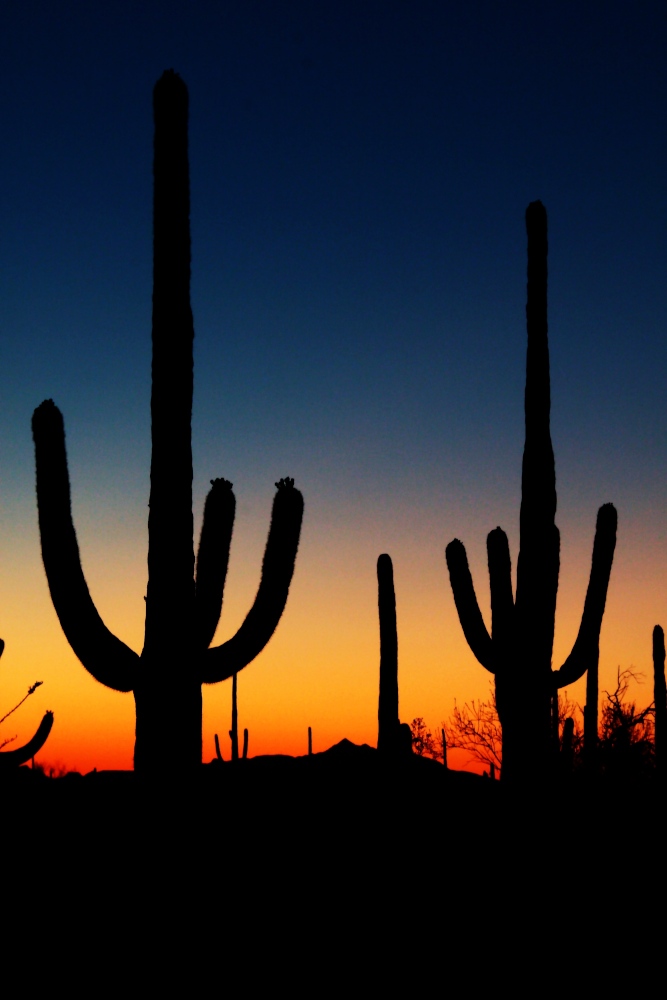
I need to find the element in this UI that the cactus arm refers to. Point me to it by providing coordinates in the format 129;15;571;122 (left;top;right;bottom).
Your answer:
552;503;618;689
0;710;53;768
446;539;495;672
194;478;236;649
487;528;514;652
32;401;138;692
201;479;304;683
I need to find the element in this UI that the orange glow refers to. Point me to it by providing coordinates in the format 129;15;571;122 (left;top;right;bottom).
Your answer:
1;486;663;774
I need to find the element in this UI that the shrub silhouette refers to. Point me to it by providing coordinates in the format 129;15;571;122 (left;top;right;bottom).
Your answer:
0;639;53;769
446;202;617;784
31;71;303;774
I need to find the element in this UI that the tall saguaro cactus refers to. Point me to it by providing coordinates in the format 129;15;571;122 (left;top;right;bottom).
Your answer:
31;71;303;775
446;202;617;784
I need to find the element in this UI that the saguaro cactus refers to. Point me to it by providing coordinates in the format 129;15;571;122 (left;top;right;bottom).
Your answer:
31;71;303;775
0;639;53;769
653;625;666;776
377;554;399;754
446;202;617;784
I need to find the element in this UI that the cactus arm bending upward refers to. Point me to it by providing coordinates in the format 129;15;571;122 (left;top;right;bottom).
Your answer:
446;539;495;673
194;478;236;650
551;503;617;689
31;401;139;692
0;710;54;768
487;527;514;651
201;479;304;683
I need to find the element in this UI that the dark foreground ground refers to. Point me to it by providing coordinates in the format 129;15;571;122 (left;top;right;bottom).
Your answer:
3;739;664;968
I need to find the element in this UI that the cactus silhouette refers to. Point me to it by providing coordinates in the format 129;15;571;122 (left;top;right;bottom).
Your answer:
445;202;617;784
653;625;666;776
377;554;399;754
31;71;303;774
376;553;412;757
0;639;53;768
229;672;239;762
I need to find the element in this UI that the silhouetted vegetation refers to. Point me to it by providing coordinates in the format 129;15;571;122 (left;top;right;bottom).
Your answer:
445;202;618;784
409;717;438;758
441;670;658;779
30;71;303;774
0;638;53;768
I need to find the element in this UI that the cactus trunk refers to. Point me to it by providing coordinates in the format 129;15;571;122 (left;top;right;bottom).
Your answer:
136;70;198;771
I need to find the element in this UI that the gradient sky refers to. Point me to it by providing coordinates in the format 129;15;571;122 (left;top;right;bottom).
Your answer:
1;1;666;772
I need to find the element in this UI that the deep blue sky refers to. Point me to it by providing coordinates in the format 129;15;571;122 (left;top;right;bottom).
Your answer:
1;2;666;759
3;2;665;495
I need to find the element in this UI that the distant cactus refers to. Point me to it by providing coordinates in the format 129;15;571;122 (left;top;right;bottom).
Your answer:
653;625;666;775
376;554;413;758
0;639;53;769
229;672;239;762
308;726;312;756
377;554;400;754
242;728;248;760
446;203;617;783
31;71;303;774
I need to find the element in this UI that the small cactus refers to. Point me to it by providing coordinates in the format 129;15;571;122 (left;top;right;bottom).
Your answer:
229;672;239;762
653;625;666;776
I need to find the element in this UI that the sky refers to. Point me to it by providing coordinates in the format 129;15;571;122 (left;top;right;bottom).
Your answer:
0;1;666;772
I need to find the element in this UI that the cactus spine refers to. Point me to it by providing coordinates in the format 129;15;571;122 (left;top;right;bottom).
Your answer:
446;202;617;784
31;71;303;775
